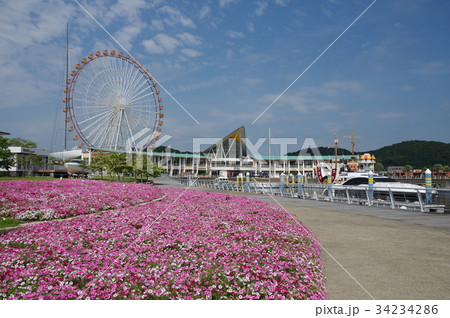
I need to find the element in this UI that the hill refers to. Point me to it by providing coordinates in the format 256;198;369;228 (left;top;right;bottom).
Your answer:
153;145;193;154
153;140;448;169
367;140;450;169
287;146;352;157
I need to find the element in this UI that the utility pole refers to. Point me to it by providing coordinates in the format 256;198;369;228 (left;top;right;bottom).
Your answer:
343;129;361;158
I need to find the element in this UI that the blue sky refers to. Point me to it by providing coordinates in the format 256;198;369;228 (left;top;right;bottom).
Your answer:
0;0;449;155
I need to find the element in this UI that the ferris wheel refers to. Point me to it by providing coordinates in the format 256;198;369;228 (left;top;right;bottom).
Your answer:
63;49;163;150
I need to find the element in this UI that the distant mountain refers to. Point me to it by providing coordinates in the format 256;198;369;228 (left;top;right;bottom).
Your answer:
366;140;450;169
153;146;192;154
285;140;449;169
287;146;352;157
154;140;449;169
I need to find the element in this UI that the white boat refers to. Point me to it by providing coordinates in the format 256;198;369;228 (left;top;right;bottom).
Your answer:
333;171;438;202
64;159;90;175
49;149;83;161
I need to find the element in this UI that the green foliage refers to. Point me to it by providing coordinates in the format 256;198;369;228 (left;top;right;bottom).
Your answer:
431;164;444;172
128;153;164;181
90;151;108;179
402;165;413;172
369;140;450;169
89;151;163;181
154;145;193;154
287;147;352;157
103;153;128;181
7;137;37;148
374;162;384;173
0;136;14;171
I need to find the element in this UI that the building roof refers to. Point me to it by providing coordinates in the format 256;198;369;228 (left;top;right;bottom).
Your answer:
202;126;247;158
251;155;355;161
360;153;376;160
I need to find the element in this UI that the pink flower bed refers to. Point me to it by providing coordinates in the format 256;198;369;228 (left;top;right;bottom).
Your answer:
0;179;164;220
0;185;326;300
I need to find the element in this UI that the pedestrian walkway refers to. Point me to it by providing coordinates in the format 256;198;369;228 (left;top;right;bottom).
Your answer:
155;176;450;299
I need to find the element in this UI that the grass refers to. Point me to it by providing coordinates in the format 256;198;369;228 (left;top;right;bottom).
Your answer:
0;176;154;184
0;218;22;229
90;175;154;184
0;176;55;181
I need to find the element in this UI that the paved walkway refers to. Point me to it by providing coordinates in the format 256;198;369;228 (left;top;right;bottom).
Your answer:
155;176;450;299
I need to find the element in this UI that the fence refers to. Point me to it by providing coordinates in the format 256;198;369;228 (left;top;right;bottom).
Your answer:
179;178;445;213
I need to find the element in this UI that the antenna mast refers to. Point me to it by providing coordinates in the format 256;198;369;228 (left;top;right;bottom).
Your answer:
64;22;69;151
343;129;361;158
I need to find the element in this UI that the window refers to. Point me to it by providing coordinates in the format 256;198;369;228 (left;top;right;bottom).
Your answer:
343;177;368;186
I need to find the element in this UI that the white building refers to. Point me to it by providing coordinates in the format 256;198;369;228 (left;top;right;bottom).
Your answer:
1;147;50;176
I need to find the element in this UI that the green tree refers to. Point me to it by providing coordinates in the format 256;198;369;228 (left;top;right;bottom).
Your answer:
402;165;413;172
104;153;128;181
148;162;163;178
374;162;384;173
128;153;163;182
8;137;37;148
444;166;450;172
0;136;14;172
90;151;108;179
431;164;444;172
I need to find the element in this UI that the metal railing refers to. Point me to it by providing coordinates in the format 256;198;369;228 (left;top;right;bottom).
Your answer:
179;177;445;213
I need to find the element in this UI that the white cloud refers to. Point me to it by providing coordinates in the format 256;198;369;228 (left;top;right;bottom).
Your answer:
199;6;211;19
174;76;232;93
114;23;144;51
177;32;202;46
259;92;340;114
322;81;362;96
243;77;263;86
143;32;202;56
256;80;359;116
275;0;290;6
224;30;244;39
219;0;240;7
181;48;202;58
0;61;47;109
321;5;333;17
159;5;196;29
376;112;404;119
105;0;148;24
247;22;255;33
414;60;450;75
0;0;74;58
150;19;164;31
293;9;308;18
401;85;413;91
255;1;268;17
142;33;181;54
142;39;164;54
